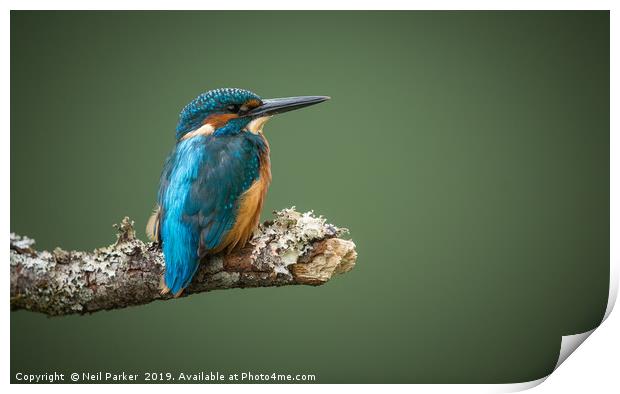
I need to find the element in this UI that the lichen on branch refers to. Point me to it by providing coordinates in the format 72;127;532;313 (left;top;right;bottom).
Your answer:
10;208;357;316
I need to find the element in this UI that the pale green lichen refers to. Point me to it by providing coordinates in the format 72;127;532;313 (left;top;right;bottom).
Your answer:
11;207;356;316
254;207;348;271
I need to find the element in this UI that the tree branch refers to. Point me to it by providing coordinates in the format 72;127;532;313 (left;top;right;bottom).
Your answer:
10;208;357;316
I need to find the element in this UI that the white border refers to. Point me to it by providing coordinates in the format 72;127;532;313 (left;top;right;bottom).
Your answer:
3;2;617;393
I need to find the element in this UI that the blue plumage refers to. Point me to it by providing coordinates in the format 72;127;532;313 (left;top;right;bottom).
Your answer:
158;132;266;294
176;88;261;140
151;88;329;296
158;137;207;293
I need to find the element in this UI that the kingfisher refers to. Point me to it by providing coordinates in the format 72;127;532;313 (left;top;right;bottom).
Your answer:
146;88;330;296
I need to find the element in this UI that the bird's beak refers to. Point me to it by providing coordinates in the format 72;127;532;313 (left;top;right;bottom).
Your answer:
245;96;330;117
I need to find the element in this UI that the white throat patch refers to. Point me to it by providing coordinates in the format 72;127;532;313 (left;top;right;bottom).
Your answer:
246;116;272;134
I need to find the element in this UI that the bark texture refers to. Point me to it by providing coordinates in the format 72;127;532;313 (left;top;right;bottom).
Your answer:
10;208;357;316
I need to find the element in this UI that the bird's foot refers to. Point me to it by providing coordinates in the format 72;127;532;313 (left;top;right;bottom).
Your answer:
159;276;185;298
159;276;170;296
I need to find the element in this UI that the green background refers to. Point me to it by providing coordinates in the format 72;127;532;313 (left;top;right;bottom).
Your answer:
10;11;609;383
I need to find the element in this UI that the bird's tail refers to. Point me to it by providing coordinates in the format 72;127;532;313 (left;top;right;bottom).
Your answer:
161;219;200;297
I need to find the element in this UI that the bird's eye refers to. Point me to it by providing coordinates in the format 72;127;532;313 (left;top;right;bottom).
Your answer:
226;104;241;113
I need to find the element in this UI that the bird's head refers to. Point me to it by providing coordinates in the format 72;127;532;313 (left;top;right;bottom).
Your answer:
175;88;330;141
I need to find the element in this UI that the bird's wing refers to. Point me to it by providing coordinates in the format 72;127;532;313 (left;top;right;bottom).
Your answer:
154;134;263;258
190;135;262;257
